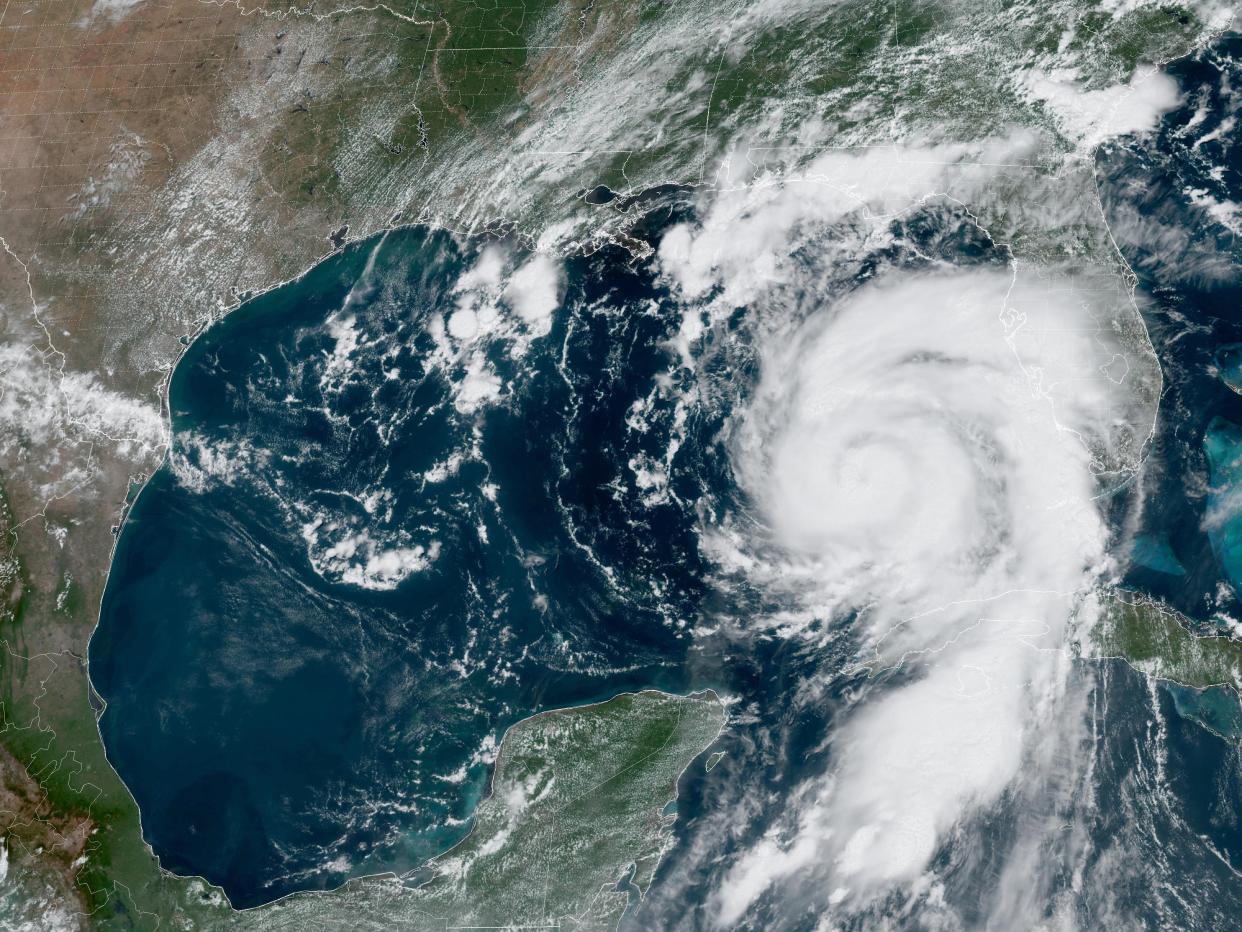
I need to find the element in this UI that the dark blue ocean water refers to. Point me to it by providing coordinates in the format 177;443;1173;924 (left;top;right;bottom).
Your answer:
651;36;1242;929
89;32;1242;928
90;216;735;905
1099;39;1242;622
89;184;1007;911
1084;32;1242;926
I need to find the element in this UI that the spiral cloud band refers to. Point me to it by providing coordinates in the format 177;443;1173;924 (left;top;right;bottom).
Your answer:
712;265;1150;919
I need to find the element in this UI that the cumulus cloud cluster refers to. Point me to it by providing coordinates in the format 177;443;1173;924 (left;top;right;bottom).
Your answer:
647;69;1173;921
712;268;1129;918
300;517;441;592
426;245;565;414
0;342;166;505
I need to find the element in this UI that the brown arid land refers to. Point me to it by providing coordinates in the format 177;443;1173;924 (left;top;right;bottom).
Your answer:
0;0;624;922
0;0;1227;926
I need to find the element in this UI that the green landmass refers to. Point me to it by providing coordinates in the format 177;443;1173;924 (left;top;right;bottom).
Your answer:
234;689;724;931
1083;590;1242;692
1083;590;1242;747
0;0;1228;926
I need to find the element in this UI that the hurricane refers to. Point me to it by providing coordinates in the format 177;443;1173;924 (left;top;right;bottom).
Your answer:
628;126;1164;924
709;261;1142;916
85;44;1229;932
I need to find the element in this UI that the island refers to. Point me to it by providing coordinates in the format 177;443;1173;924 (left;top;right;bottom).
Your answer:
1080;590;1242;692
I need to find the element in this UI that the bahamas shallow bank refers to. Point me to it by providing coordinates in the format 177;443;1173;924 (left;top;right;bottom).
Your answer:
3;0;1242;929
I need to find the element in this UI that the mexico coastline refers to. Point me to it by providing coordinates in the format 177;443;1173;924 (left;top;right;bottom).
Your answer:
87;222;712;907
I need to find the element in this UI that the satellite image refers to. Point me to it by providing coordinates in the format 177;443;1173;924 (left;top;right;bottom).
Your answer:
3;0;1242;929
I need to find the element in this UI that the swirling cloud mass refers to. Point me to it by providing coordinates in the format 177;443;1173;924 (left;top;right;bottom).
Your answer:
655;125;1163;926
720;268;1127;916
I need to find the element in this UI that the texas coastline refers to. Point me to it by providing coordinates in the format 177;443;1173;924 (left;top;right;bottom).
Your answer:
84;218;731;914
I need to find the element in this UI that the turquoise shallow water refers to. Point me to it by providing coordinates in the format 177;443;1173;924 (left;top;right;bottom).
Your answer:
1131;533;1187;576
1167;682;1242;743
1215;343;1242;395
89;225;713;905
86;32;1242;928
1203;417;1242;590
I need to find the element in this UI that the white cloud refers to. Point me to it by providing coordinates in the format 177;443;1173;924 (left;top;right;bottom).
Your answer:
658;133;1039;307
169;432;268;493
455;356;502;413
78;0;144;27
447;308;481;341
503;253;562;335
300;518;440;591
1023;64;1182;151
710;263;1145;919
0;342;166;504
